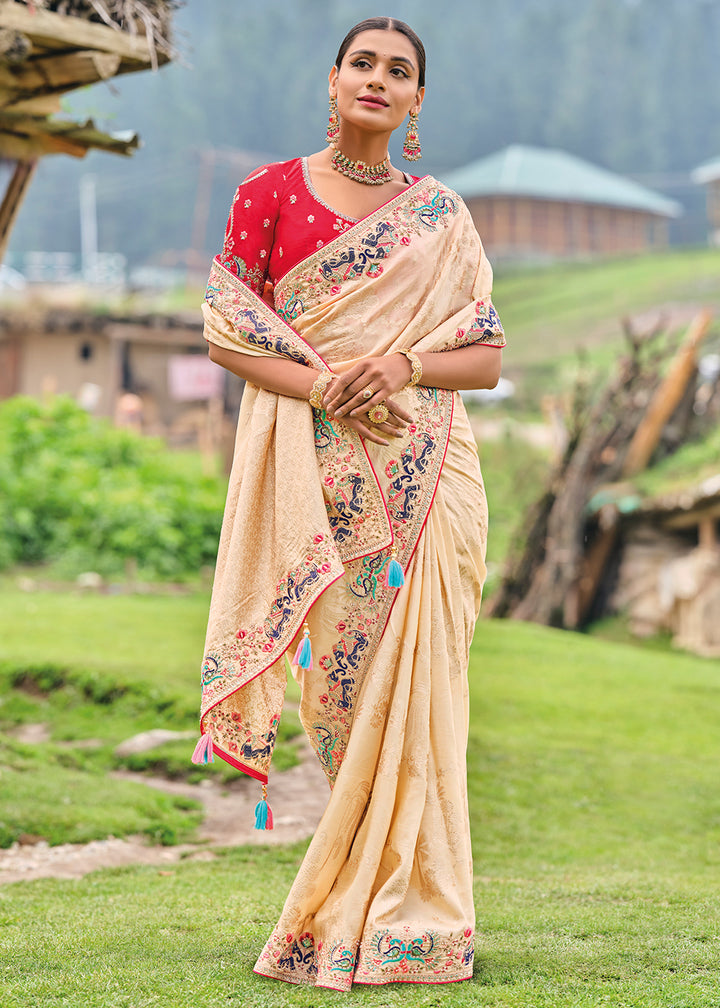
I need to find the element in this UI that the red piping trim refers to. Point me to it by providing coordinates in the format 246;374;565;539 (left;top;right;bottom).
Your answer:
212;748;267;783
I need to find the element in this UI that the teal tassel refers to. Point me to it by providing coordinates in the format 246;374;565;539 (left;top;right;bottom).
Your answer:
254;799;269;830
254;785;274;830
386;546;405;588
293;623;313;670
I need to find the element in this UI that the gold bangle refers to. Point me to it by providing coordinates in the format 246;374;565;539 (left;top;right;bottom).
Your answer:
309;370;333;410
396;348;422;387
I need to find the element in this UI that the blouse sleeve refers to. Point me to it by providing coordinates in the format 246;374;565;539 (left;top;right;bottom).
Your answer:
217;164;280;296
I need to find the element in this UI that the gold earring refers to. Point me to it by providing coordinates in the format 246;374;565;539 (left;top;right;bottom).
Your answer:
403;110;422;161
326;95;340;145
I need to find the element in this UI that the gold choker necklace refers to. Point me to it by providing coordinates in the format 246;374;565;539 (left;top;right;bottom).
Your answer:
331;146;393;186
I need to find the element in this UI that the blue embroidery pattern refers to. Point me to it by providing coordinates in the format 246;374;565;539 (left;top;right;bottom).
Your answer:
410;191;457;228
320;222;396;284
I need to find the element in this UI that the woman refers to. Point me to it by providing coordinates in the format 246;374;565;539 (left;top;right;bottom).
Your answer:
193;16;505;990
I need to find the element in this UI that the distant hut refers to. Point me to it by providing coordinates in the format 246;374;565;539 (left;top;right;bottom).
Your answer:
442;145;681;261
692;156;720;247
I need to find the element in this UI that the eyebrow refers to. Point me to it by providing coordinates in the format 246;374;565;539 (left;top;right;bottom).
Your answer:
348;48;415;69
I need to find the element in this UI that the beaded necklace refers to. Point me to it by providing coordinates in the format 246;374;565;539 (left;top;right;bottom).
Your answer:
331;145;393;186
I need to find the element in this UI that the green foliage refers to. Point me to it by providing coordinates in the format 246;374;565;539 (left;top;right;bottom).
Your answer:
634;422;720;497
0;396;225;578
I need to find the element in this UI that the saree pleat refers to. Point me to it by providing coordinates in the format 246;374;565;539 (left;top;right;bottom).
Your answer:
254;405;488;989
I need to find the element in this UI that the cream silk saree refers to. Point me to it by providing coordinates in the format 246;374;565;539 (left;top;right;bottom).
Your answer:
197;177;504;989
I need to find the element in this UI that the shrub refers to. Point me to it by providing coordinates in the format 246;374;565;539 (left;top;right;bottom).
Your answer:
0;396;226;578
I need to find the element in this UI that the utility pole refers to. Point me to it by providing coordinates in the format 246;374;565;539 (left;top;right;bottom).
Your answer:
79;173;98;283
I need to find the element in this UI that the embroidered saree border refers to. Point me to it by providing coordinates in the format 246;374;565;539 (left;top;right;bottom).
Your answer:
199;177;503;783
254;922;474;991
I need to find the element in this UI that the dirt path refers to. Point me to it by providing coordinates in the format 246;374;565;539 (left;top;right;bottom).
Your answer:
0;739;329;885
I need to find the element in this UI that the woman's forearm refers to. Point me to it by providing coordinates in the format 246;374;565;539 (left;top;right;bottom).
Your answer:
413;344;502;391
207;342;319;399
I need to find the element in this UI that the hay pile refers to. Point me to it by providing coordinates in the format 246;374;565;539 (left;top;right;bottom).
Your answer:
13;0;182;62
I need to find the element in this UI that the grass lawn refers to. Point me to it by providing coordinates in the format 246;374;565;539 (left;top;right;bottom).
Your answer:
1;601;720;1006
0;590;304;847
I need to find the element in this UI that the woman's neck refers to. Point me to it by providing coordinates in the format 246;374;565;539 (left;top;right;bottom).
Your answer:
334;124;392;166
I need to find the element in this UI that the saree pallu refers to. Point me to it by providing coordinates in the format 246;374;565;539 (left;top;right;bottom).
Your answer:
198;178;504;990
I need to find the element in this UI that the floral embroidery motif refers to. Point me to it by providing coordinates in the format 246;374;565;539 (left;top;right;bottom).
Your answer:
307;214;315;223
290;194;297;203
254;925;472;989
451;298;505;348
409;191;457;228
201;533;337;717
263;218;270;227
215;255;263;295
206;260;325;365
328;940;357;973
354;926;474;983
244;199;252;208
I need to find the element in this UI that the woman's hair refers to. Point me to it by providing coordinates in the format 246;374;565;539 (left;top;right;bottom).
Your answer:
335;17;426;88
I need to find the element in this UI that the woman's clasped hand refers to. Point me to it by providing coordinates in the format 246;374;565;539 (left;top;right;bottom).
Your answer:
321;352;415;445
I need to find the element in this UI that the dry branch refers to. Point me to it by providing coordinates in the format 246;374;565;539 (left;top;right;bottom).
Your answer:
490;312;715;628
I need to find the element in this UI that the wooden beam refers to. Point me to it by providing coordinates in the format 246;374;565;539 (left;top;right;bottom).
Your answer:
0;132;61;158
0;2;166;66
622;310;714;477
0;158;36;260
662;499;720;530
0;50;121;104
0;94;61;115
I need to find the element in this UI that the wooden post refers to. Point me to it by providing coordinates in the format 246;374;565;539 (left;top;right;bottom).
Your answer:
622;310;714;477
0;158;36;261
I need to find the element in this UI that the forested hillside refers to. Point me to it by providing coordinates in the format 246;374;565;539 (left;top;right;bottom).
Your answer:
8;0;720;266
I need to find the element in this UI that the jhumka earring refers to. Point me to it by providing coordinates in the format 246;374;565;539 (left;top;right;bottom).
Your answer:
326;95;340;145
403;110;422;161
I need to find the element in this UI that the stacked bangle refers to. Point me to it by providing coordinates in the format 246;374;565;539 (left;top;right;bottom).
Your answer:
309;370;333;410
396;348;423;387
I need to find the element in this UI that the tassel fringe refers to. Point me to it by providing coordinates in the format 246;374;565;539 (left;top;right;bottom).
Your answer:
191;731;214;764
385;545;405;588
254;784;274;830
293;622;313;670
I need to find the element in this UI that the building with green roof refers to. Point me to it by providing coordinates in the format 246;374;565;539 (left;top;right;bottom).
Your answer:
442;146;682;260
692;157;720;246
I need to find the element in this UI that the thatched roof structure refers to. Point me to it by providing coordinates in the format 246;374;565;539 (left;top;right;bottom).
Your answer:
0;0;179;255
0;0;179;158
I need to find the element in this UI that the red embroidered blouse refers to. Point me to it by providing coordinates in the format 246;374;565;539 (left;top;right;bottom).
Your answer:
218;157;420;295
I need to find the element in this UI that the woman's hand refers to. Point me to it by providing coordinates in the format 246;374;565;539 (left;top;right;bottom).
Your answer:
331;408;406;447
323;354;414;420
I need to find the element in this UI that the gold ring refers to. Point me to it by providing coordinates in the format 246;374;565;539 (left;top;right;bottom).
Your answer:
362;386;375;400
368;403;389;425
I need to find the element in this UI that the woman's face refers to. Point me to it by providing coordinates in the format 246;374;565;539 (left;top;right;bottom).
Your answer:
329;29;424;137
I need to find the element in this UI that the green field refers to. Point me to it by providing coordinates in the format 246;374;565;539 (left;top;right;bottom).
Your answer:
1;591;720;1006
491;248;720;408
